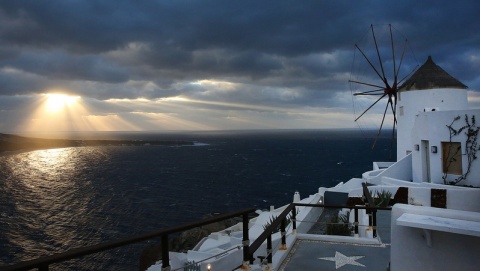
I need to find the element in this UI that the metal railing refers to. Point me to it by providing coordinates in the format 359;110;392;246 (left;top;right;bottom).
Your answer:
1;208;256;271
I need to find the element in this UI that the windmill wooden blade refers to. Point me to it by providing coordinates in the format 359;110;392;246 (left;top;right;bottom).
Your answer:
371;24;388;86
354;93;387;122
353;88;385;96
349;80;385;90
355;43;387;85
390;24;398;85
350;24;418;150
371;99;391;149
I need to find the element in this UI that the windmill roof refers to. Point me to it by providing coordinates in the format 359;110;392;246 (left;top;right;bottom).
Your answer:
399;56;467;91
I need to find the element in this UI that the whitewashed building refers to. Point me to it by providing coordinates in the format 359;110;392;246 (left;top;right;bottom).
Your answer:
397;56;479;187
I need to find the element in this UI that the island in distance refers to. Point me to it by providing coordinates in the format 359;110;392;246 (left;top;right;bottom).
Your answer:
0;133;194;153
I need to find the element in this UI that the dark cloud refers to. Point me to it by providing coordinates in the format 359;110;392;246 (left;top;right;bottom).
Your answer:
1;1;478;88
0;68;49;95
0;0;479;131
4;51;129;83
0;1;141;53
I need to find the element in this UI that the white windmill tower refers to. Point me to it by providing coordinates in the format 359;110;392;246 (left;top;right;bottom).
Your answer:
396;56;468;161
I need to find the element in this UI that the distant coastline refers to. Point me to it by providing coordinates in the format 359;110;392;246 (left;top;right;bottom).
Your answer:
0;133;194;154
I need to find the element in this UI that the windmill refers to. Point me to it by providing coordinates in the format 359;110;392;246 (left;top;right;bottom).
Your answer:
349;24;419;149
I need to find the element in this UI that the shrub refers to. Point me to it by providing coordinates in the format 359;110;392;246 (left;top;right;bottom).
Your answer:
374;190;392;207
326;211;351;236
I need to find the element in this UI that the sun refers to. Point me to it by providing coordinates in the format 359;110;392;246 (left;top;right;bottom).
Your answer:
44;93;81;112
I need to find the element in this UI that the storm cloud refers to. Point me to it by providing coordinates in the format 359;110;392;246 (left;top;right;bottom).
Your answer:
1;0;479;132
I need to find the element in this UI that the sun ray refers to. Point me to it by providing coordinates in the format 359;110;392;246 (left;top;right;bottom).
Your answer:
18;93;139;132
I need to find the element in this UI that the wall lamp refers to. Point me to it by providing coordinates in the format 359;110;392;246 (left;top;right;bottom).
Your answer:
414;144;419;151
431;146;438;153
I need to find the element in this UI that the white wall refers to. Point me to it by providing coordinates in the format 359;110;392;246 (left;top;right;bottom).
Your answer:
397;88;468;161
391;204;480;271
362;179;480;211
362;153;412;184
410;109;480;187
447;188;480;212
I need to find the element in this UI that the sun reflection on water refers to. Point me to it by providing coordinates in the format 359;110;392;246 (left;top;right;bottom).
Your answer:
1;147;106;262
24;148;77;178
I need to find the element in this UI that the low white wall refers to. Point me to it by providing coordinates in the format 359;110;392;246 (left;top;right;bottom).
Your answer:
347;187;363;197
404;185;480;212
363;154;412;184
263;232;296;271
199;249;243;271
381;177;421;187
379;178;480;212
373;161;395;170
419;182;472;189
391;204;480;271
448;188;480;212
329;178;364;193
407;187;431;206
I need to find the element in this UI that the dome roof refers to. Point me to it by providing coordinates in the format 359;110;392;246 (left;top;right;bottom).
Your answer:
399;56;467;91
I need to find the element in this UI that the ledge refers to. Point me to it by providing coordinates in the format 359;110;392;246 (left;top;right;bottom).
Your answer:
397;213;480;237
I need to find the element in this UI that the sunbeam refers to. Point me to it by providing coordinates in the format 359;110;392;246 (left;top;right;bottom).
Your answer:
17;93;140;132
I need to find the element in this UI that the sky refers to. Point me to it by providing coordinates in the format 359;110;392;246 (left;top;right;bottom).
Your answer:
1;0;479;133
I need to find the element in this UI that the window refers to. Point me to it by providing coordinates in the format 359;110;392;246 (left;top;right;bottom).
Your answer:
399;106;404;116
442;142;462;175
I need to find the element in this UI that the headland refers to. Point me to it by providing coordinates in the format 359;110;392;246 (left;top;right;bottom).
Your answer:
0;133;193;154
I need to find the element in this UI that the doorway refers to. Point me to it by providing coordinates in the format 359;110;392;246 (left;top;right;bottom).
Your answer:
421;140;431;182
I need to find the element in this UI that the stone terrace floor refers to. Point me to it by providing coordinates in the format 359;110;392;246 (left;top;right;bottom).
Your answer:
278;239;390;271
275;210;392;271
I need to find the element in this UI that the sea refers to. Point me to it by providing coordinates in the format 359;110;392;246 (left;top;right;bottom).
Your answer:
0;129;395;270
